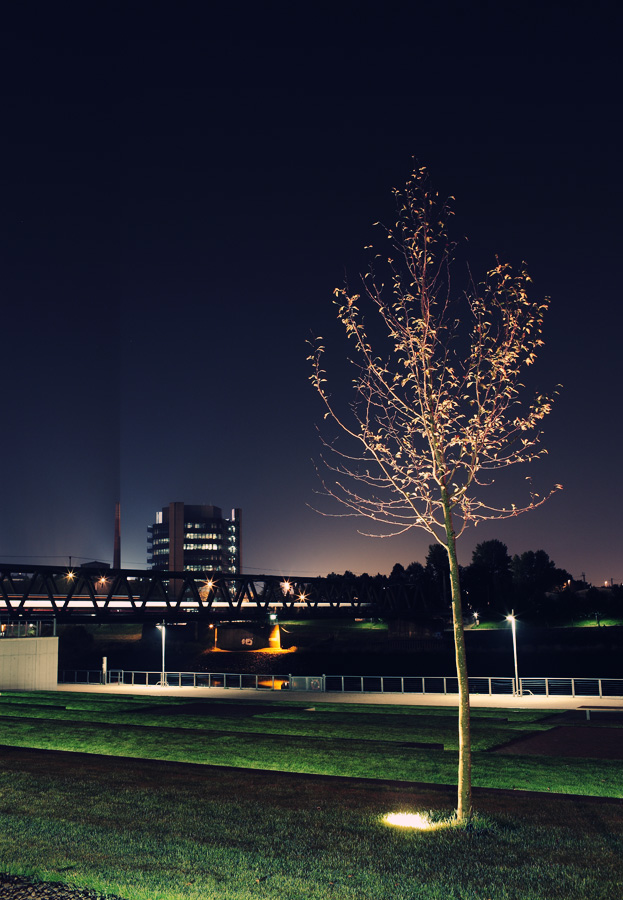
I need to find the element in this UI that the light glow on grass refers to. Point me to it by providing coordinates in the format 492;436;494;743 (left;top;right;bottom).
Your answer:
384;812;436;830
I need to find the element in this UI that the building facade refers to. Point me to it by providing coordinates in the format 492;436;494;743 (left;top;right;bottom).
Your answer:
148;503;242;574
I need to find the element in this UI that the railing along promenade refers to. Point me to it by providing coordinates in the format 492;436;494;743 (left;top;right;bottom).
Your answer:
59;669;623;698
0;563;406;622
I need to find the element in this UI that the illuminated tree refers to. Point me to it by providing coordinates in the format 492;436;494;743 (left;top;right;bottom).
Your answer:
309;167;560;822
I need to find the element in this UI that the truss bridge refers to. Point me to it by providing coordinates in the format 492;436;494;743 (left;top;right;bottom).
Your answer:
0;563;414;623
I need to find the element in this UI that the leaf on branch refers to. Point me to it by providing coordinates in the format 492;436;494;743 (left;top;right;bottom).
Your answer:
309;165;559;541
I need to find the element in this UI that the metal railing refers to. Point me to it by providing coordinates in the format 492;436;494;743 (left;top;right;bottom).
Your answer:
1;621;54;638
59;670;623;697
324;674;623;697
61;669;290;690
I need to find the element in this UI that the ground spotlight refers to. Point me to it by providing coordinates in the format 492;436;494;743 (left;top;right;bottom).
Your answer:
383;812;433;830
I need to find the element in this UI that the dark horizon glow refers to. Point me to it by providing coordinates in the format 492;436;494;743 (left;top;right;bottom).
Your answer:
1;6;621;588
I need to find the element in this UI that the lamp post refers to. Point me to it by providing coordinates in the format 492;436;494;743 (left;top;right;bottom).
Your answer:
156;622;166;686
506;611;520;696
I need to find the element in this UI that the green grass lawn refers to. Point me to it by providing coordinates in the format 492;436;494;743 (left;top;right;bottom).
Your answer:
473;616;623;629
0;691;622;899
572;616;623;628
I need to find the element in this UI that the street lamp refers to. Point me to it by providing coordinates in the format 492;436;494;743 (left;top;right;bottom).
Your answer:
506;611;520;696
156;622;166;686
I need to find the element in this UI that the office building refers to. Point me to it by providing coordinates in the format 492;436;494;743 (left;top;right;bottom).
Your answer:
148;503;242;574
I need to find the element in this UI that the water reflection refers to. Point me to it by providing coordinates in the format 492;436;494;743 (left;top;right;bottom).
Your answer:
199;646;298;675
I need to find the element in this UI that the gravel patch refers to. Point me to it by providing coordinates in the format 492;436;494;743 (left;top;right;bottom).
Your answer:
0;875;126;900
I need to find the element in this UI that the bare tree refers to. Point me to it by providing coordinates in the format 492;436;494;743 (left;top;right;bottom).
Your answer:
309;167;560;822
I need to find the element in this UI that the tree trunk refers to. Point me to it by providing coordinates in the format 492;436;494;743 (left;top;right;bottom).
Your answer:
441;491;472;822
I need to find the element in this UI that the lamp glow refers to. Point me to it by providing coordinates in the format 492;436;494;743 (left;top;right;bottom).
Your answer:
506;611;520;695
383;812;433;830
156;622;166;686
199;579;215;603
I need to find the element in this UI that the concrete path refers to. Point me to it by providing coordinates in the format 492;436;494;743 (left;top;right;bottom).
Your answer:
54;682;623;711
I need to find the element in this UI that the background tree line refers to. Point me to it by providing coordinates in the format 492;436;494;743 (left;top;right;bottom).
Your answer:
326;540;599;620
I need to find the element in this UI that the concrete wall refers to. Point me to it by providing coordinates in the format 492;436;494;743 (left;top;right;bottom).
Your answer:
0;636;59;690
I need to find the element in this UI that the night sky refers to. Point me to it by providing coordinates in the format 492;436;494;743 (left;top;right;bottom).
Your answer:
2;2;621;585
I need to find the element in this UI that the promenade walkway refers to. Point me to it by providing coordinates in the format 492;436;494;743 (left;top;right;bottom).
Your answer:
55;682;623;711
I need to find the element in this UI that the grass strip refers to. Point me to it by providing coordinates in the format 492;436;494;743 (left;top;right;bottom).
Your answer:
0;714;620;797
0;693;559;753
0;705;546;751
0;751;622;900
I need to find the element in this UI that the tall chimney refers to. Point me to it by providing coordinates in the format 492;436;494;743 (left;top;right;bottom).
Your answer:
113;502;121;569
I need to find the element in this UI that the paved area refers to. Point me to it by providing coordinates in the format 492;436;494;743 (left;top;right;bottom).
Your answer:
494;724;623;758
54;682;623;711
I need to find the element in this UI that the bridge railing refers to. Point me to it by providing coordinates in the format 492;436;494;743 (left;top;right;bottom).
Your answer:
58;670;623;697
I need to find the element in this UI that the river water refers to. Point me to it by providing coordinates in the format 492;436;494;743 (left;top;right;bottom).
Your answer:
62;622;623;679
